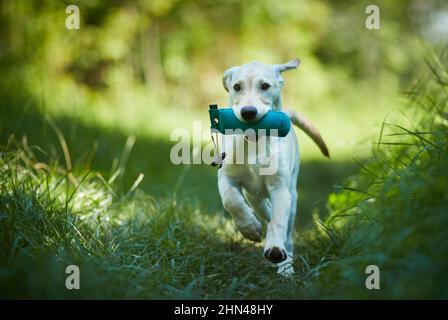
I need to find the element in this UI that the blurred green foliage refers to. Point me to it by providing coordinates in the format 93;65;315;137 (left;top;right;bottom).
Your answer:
1;0;446;158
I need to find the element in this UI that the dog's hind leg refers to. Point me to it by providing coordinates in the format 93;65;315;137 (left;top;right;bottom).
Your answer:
218;174;262;242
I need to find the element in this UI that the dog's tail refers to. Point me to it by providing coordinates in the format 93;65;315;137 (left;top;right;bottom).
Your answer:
284;109;330;158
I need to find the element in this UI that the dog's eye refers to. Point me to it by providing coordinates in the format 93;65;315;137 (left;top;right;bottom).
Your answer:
233;84;241;92
261;83;270;90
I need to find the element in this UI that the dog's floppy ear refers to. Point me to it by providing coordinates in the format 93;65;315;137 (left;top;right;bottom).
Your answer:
222;66;238;92
274;58;300;74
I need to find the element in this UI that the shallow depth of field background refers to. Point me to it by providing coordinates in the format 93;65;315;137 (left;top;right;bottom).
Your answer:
0;0;447;299
1;0;445;221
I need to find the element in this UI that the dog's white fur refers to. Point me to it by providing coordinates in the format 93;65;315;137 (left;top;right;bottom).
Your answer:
217;59;329;275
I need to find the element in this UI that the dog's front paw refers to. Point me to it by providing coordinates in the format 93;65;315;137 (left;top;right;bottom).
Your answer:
237;218;262;242
263;246;287;263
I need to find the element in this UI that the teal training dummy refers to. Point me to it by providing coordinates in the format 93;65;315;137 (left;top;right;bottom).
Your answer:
208;104;291;137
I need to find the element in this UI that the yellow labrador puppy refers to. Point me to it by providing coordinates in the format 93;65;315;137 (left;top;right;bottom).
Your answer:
217;59;329;275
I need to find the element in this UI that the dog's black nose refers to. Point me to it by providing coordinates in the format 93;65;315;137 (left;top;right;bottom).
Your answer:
240;106;257;121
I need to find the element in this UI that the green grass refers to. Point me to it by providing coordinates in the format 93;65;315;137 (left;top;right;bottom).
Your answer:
1;53;448;299
0;137;339;299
